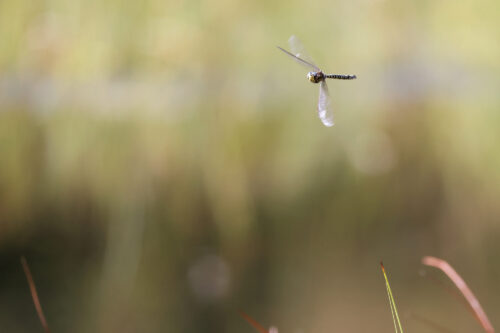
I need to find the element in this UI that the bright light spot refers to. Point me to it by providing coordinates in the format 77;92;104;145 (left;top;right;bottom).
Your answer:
188;254;231;302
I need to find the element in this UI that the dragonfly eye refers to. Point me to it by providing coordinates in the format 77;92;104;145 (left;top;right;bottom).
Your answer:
307;72;315;82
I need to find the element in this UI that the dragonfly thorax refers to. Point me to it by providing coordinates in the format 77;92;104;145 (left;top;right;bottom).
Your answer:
307;71;325;84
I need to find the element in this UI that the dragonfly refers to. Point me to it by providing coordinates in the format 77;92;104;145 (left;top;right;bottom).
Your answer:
277;36;356;127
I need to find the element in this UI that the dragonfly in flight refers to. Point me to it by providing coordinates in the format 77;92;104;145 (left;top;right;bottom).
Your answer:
277;36;356;127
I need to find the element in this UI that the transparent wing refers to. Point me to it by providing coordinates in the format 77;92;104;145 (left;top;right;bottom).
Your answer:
288;35;320;71
318;81;334;127
276;46;318;70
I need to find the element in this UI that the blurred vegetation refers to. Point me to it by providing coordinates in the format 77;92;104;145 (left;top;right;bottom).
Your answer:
0;0;500;332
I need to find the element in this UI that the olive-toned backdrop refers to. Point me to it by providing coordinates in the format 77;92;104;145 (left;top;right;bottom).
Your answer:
0;0;499;332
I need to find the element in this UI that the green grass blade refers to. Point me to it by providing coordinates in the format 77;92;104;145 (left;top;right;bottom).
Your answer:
381;262;404;333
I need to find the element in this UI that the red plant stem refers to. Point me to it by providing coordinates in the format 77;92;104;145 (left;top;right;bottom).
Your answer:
422;256;494;333
21;256;51;333
239;311;270;333
424;272;477;318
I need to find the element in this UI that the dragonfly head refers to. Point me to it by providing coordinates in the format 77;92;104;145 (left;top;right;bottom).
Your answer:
307;71;323;84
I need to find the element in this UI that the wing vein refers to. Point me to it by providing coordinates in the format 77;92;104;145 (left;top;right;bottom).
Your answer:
276;46;319;71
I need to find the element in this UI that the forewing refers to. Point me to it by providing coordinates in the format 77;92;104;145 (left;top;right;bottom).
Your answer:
277;46;318;70
318;81;334;127
288;35;320;71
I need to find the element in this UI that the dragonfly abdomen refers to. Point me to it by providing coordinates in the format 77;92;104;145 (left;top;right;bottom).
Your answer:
325;74;357;80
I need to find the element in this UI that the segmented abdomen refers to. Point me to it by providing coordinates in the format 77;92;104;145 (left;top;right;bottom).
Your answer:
326;74;357;80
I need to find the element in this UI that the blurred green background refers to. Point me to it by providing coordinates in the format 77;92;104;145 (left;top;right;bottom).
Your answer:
1;0;500;332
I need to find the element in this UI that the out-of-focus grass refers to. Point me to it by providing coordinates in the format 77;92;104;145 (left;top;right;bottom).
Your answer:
1;0;500;332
